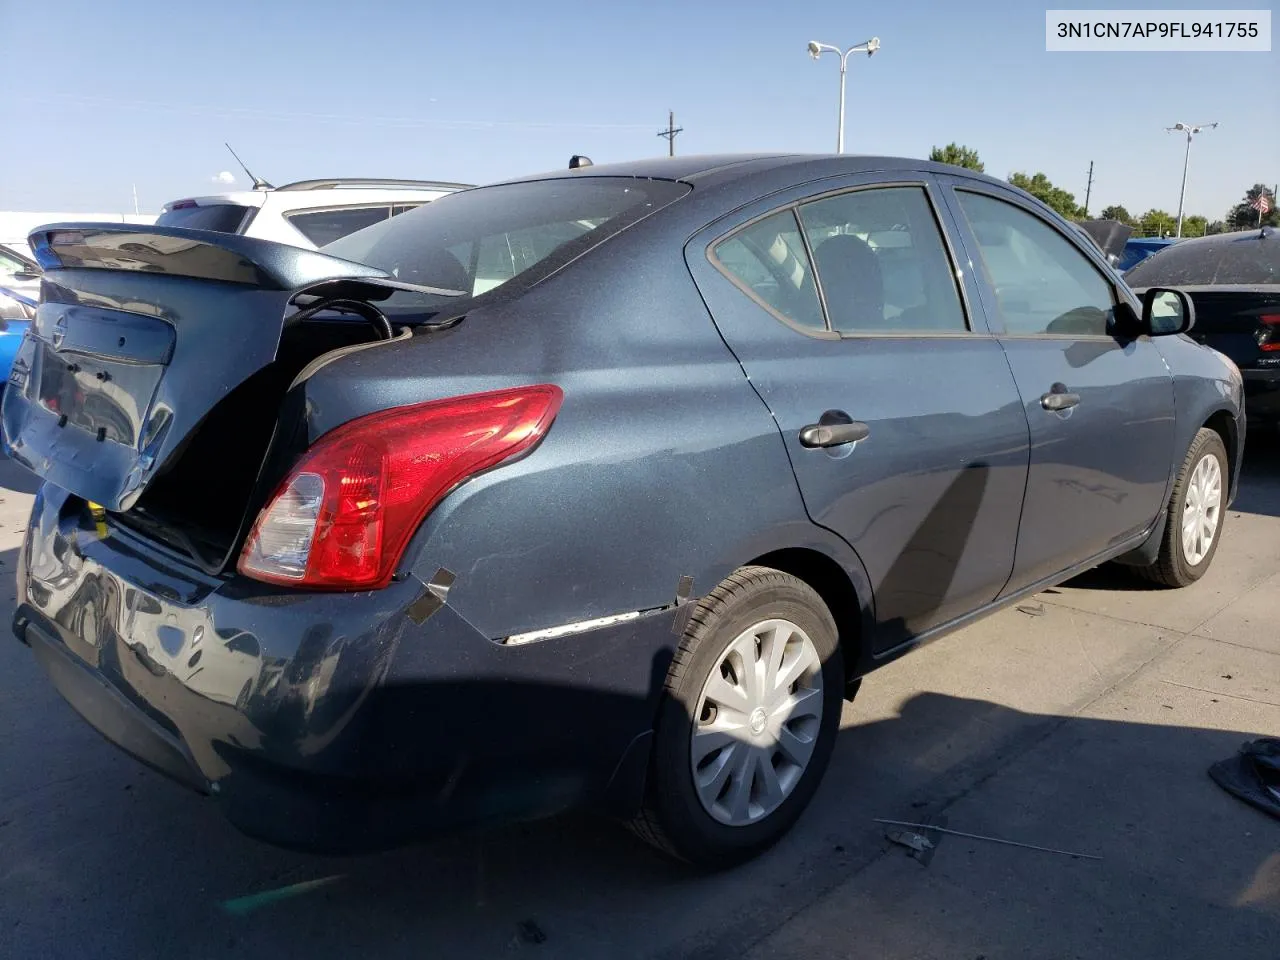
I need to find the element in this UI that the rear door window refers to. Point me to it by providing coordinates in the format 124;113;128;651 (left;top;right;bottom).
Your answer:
155;203;254;234
798;186;967;334
287;206;392;246
711;210;826;332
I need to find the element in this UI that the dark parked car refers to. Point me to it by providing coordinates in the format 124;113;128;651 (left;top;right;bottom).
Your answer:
3;155;1244;866
1127;226;1279;430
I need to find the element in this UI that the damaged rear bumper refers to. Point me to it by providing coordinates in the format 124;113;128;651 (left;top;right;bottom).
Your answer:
15;486;674;853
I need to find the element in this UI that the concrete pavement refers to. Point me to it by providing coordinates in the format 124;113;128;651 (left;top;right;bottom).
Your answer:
0;442;1276;959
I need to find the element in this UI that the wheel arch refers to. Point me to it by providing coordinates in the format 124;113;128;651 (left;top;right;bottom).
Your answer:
746;545;873;698
1202;408;1240;502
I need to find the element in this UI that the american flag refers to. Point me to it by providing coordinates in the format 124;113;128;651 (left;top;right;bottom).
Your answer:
1252;193;1273;214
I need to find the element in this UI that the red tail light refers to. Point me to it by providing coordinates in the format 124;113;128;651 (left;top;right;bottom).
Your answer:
238;385;563;589
1259;314;1280;351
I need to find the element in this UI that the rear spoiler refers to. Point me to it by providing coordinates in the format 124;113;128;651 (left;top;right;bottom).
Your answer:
28;222;392;292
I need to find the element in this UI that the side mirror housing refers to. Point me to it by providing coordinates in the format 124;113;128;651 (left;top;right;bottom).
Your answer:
1141;287;1195;337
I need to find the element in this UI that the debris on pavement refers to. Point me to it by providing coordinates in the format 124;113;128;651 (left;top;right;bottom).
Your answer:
885;814;947;866
517;919;548;945
1016;603;1045;617
875;818;1103;861
1208;737;1280;822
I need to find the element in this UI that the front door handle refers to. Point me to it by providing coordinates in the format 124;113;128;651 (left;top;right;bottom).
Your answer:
799;420;870;448
1041;388;1081;412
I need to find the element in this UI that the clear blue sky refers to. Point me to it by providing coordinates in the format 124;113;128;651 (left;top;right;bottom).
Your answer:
1;0;1275;221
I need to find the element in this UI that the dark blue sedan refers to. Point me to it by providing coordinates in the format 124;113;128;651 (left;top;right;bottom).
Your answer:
3;154;1244;866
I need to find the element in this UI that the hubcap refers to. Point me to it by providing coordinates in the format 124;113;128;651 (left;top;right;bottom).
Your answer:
690;618;823;827
1181;452;1222;567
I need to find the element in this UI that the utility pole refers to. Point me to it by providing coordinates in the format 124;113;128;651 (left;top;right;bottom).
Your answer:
1083;161;1094;217
657;110;683;157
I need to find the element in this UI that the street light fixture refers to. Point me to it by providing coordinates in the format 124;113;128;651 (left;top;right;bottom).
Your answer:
1165;121;1218;238
807;36;880;154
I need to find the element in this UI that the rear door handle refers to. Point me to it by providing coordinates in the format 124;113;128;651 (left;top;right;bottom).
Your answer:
1041;389;1081;412
799;421;870;448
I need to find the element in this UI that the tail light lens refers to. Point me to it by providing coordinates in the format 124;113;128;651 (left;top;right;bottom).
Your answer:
238;385;563;589
1258;314;1280;351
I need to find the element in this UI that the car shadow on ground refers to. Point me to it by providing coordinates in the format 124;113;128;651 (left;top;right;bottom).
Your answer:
1;432;1277;958
1;658;1276;960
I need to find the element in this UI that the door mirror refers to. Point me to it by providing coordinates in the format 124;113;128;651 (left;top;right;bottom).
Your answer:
1141;287;1195;336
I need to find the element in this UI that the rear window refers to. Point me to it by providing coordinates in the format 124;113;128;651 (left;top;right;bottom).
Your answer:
1126;231;1280;286
156;203;254;234
323;177;690;313
287;206;392;246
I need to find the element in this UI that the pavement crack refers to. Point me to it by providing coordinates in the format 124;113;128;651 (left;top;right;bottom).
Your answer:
1192;634;1280;659
1158;679;1280;708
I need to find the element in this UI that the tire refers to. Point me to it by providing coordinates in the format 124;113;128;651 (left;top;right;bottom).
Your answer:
1136;427;1228;588
630;566;844;867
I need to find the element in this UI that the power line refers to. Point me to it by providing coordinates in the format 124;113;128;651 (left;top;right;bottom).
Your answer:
657;110;683;157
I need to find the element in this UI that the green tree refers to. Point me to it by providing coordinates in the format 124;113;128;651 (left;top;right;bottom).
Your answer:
1138;209;1176;237
1206;220;1228;236
929;143;984;172
1099;205;1134;225
1226;183;1279;229
1181;215;1208;238
1007;172;1083;219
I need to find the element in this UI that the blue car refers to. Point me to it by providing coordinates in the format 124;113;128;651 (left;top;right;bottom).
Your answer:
0;243;40;391
3;155;1244;866
1119;235;1179;272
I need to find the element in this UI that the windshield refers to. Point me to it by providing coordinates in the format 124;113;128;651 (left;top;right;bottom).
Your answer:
1126;229;1280;286
323;177;690;316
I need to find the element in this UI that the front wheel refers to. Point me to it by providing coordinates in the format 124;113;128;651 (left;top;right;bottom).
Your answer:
1137;427;1228;588
630;567;844;867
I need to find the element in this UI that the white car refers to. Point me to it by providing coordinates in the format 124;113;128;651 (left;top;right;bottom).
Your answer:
155;177;473;250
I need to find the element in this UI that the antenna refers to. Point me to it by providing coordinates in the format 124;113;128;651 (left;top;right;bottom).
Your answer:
224;142;274;190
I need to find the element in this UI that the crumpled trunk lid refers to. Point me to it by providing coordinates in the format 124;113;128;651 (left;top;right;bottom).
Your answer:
1;223;387;512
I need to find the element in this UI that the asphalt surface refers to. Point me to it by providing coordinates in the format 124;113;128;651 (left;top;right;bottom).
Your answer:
1;441;1277;959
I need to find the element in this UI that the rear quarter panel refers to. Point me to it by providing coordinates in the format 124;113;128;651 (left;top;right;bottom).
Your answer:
301;211;876;642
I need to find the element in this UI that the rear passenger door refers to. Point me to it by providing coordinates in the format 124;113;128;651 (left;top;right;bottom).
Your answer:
686;175;1030;650
938;179;1176;593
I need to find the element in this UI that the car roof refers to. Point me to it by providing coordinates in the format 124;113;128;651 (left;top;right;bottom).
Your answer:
492;153;1017;192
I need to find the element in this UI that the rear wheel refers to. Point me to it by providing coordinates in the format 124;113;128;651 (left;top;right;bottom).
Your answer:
1137;428;1228;588
630;567;844;867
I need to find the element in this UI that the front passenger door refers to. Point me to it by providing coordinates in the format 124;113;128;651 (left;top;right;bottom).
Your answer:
941;182;1177;594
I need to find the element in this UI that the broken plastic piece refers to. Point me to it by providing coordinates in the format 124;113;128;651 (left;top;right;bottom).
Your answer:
874;818;1102;861
887;830;933;853
405;568;457;625
1208;737;1280;821
671;575;696;635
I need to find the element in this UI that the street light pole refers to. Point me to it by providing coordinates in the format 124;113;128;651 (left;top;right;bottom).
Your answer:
1166;121;1218;238
807;37;880;154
